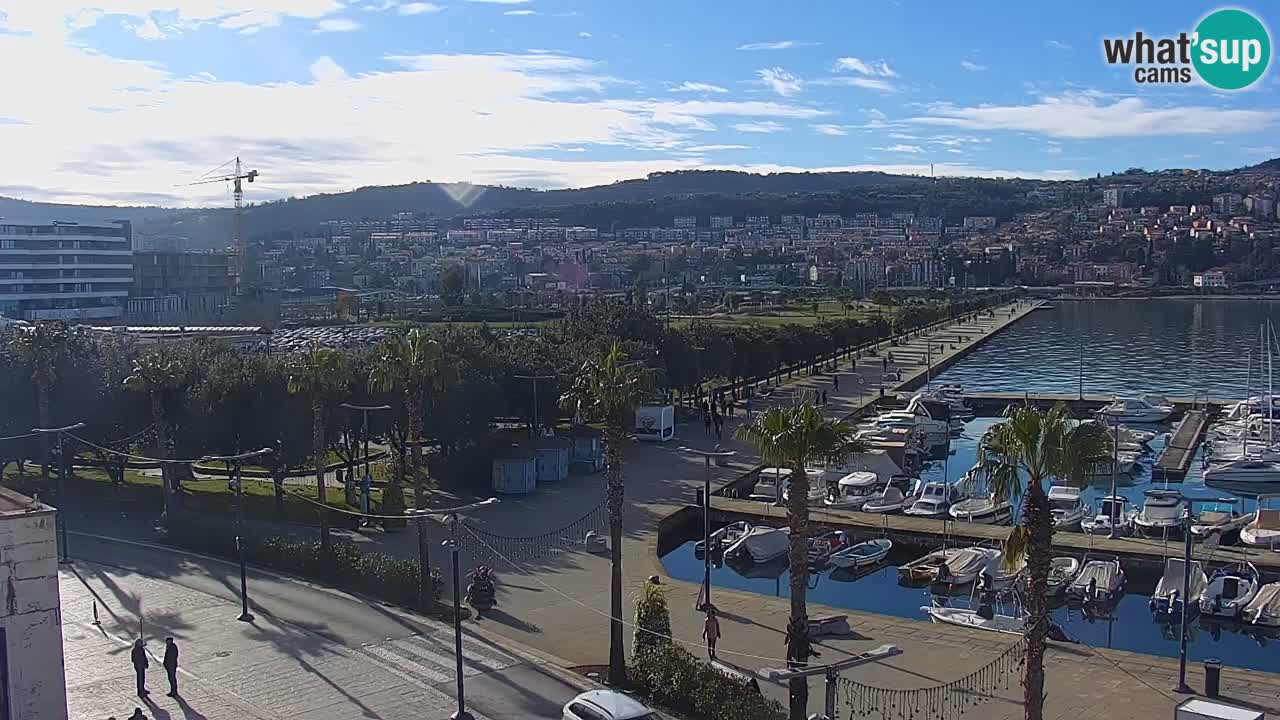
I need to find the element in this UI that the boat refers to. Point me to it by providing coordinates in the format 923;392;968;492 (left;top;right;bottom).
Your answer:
1199;563;1261;619
904;481;964;518
1047;557;1080;596
1149;558;1207;619
829;538;893;569
948;495;1012;524
1048;486;1087;531
823;471;880;510
862;485;907;514
921;604;1024;635
723;526;790;563
1081;496;1131;536
1204;458;1280;485
1239;496;1280;549
695;520;751;554
1131;489;1185;537
898;547;965;584
1245;583;1280;627
781;468;829;504
1189;502;1249;542
1089;450;1140;477
807;530;851;566
750;467;788;503
1098;396;1173;424
1067;556;1125;602
931;547;1001;587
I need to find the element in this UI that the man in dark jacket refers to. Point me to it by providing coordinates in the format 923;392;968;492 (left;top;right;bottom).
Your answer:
163;637;180;697
130;638;149;697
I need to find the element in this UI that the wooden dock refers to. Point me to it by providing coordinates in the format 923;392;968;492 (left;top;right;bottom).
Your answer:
1153;409;1209;482
958;392;1234;417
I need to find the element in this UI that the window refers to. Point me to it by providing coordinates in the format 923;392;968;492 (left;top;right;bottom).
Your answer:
567;703;608;720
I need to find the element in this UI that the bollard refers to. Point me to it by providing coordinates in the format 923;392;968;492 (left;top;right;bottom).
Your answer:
92;601;100;626
1204;659;1222;698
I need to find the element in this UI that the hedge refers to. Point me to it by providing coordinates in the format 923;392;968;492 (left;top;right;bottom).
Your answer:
631;644;785;720
167;515;441;609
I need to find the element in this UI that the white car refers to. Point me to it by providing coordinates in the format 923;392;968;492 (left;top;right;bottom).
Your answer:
563;690;660;720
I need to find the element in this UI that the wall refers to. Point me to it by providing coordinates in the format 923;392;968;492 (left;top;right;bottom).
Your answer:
0;507;67;720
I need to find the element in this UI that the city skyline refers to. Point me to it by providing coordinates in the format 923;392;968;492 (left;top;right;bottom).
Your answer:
1;0;1276;207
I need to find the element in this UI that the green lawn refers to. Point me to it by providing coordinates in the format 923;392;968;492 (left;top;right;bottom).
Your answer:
671;300;888;329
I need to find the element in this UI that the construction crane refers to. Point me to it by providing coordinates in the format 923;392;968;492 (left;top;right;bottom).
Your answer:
182;157;259;292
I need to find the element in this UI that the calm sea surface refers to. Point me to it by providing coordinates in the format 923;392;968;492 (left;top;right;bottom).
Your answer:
932;299;1280;399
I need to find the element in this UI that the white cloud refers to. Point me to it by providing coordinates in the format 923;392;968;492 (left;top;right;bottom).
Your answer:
820;76;896;92
834;57;895;77
131;16;166;40
670;82;728;94
812;124;849;136
737;40;818;51
2;1;345;38
363;0;398;10
874;144;925;153
757;67;802;97
1046;145;1063;155
466;0;531;3
315;17;360;31
734;121;786;133
681;144;751;152
913;94;1277;139
309;55;347;83
865;108;887;121
889;132;920;139
504;8;536;14
578;31;592;39
1047;40;1072;50
959;60;986;72
399;2;444;15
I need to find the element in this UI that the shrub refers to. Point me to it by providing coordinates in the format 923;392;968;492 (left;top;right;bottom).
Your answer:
631;644;785;720
633;581;672;656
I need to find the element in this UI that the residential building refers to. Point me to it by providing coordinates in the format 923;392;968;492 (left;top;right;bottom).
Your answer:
129;250;233;324
962;216;996;230
1194;270;1227;288
0;486;67;720
1213;192;1243;215
1103;187;1126;208
0;220;133;321
672;216;697;229
709;215;733;229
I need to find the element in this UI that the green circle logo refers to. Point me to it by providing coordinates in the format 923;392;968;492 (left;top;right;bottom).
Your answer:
1193;9;1271;90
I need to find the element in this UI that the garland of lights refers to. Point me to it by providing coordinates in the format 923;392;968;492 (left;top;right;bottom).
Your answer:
459;498;609;564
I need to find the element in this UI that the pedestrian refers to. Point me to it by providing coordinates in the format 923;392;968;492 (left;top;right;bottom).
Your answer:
833;374;839;391
881;356;887;371
703;606;721;659
821;390;827;406
130;638;149;697
702;404;712;436
712;409;723;440
163;637;179;697
128;708;148;720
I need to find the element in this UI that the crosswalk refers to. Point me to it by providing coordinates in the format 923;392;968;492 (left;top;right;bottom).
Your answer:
357;632;519;688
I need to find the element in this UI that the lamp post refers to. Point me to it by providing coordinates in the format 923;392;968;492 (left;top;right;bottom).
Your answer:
32;422;86;564
203;448;273;621
411;498;499;720
758;644;902;720
679;446;735;610
512;375;554;438
340;403;391;520
1108;413;1120;540
1173;496;1237;694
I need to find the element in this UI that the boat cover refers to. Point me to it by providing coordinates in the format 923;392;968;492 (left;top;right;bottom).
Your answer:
1072;560;1121;594
1154;559;1207;602
1246;584;1280;625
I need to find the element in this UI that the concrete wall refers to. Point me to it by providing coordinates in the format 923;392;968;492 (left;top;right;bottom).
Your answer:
0;509;67;720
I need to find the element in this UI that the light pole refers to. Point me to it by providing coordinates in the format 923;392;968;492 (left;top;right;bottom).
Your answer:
411;498;499;720
512;375;554;438
1108;413;1120;540
1173;496;1236;694
680;447;735;610
340;403;391;520
203;448;273;621
32;422;86;564
758;644;902;720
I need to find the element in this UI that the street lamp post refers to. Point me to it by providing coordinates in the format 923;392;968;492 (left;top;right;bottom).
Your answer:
32;422;86;564
1173;496;1237;694
203;448;273;621
512;375;554;438
411;498;498;720
1108;414;1120;540
340;403;391;521
679;447;735;610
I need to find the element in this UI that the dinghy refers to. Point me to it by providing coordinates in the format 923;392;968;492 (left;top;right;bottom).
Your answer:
829;538;892;569
1046;557;1080;596
898;547;964;584
1067;556;1125;602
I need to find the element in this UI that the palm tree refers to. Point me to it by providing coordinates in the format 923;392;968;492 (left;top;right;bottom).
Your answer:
11;321;69;479
968;404;1110;720
287;345;350;553
124;350;184;522
559;341;651;687
368;329;447;508
735;403;863;720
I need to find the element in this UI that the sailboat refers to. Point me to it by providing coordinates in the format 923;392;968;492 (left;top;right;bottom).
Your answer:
1206;324;1280;485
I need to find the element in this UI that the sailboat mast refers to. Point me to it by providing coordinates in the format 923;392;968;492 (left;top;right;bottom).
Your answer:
1269;321;1275;449
1245;348;1252;458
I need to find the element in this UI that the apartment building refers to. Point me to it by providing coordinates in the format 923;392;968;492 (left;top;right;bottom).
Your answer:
0;220;133;321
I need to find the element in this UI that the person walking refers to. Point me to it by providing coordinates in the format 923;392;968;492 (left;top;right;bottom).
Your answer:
701;401;712;435
130;638;149;697
711;407;723;440
163;637;179;697
703;606;721;659
833;373;839;392
821;389;828;406
128;708;148;720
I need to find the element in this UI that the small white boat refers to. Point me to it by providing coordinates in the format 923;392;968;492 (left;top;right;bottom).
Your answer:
829;538;893;569
1245;583;1280;627
1081;496;1131;536
1149;558;1207;618
1204;458;1280;485
932;547;1001;587
1047;557;1080;596
905;481;963;518
781;468;829;504
862;485;907;514
949;494;1012;524
1190;503;1250;541
1089;450;1140;477
695;521;752;553
898;547;965;584
921;605;1024;635
1132;489;1185;537
1067;556;1125;602
824;471;880;510
1239;497;1280;549
724;526;790;563
1200;563;1261;619
1099;396;1173;424
1048;486;1087;531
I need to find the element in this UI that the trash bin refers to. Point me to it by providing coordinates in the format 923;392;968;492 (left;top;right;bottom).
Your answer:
1204;659;1221;698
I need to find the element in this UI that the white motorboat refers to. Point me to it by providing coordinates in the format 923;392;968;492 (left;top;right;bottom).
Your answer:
898;547;965;584
921;605;1024;636
948;495;1012;524
876;397;954;437
750;467;788;503
695;520;752;553
1131;489;1185;537
862;485;907;514
1240;499;1280;549
824;471;880;510
1149;558;1207;618
829;538;893;569
905;481;964;518
932;547;1001;587
1099;396;1173;424
1089;450;1139;477
1189;503;1250;541
1048;486;1087;531
1245;583;1280;627
1118;426;1158;445
1199;563;1261;619
781;468;829;504
1047;557;1080;596
1067;556;1125;602
1081;496;1131;536
723;526;790;563
1204;458;1280;485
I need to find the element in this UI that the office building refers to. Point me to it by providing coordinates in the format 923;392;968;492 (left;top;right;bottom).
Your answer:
0;221;133;321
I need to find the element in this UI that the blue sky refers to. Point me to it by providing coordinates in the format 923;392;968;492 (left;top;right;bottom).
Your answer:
1;1;1277;206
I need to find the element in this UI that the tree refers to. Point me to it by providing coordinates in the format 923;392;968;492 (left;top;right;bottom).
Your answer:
735;404;863;720
560;342;652;686
969;404;1110;720
440;263;466;305
368;330;448;507
10;321;69;478
287;345;350;553
633;580;672;657
124;349;186;522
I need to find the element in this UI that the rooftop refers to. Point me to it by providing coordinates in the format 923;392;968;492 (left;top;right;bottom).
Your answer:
0;485;52;516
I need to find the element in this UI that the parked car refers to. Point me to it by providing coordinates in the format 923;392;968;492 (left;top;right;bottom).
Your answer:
563;690;660;720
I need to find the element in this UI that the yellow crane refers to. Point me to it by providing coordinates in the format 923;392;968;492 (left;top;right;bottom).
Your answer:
182;157;259;292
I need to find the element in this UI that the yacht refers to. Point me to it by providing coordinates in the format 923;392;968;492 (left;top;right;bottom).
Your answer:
948;494;1012;524
1200;563;1262;620
905;481;964;518
1098;396;1173;424
823;471;880;510
1081;495;1131;535
1131;489;1186;537
1150;558;1207;619
1203;458;1280;485
1240;496;1280;549
876;396;954;437
1048;486;1088;531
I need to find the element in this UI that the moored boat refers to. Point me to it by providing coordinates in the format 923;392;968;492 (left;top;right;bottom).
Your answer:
1245;583;1280;627
898;547;964;584
724;526;790;563
1199;563;1261;619
1149;558;1207;619
1046;557;1080;596
948;494;1013;524
695;520;751;554
862;485;907;514
1048;486;1087;531
1081;496;1131;536
1067;556;1125;602
1099;396;1173;424
824;471;880;510
1131;489;1185;538
829;538;892;569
